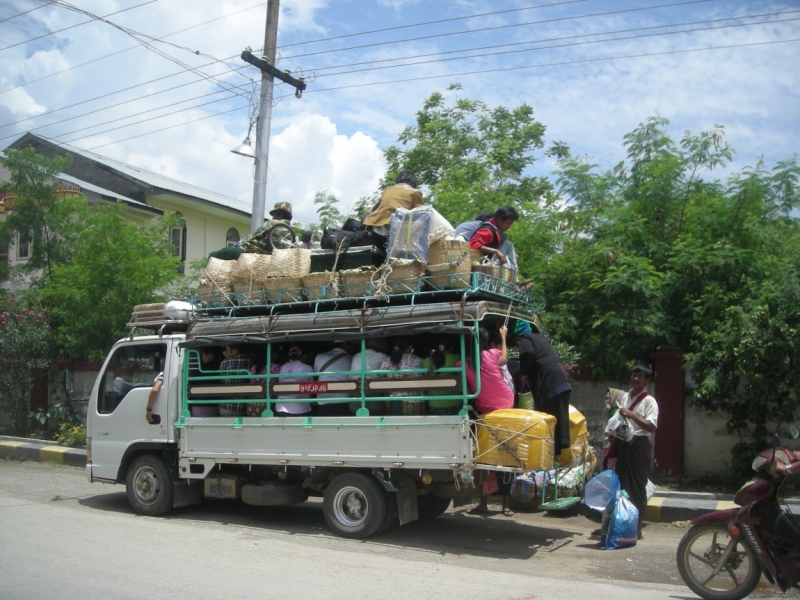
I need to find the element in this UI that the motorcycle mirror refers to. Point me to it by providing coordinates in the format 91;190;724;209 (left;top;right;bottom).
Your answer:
771;432;781;448
790;425;799;440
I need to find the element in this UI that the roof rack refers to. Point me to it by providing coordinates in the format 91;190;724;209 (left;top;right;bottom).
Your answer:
127;308;192;338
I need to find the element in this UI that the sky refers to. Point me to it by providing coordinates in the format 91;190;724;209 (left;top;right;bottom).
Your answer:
0;0;798;226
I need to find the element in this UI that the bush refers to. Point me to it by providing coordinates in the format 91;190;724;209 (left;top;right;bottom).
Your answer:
56;423;86;447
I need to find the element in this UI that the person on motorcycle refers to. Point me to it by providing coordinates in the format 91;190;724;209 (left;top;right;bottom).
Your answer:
615;364;658;540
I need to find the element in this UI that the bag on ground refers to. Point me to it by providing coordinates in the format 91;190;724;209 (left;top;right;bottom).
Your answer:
603;495;639;550
583;469;620;513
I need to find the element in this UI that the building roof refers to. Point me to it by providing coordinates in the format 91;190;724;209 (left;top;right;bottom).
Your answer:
54;173;163;215
5;133;251;217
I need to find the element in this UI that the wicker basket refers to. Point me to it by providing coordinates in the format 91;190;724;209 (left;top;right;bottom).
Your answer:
232;281;265;305
302;272;339;301
426;240;472;290
470;249;484;263
385;259;425;294
472;262;516;282
196;277;234;307
267;248;311;278
263;276;303;303
232;253;271;283
339;268;374;297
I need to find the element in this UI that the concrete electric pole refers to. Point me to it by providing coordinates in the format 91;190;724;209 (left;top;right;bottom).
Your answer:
249;0;280;234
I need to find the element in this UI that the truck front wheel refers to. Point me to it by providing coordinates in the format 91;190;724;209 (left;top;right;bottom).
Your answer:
323;473;387;539
126;455;174;516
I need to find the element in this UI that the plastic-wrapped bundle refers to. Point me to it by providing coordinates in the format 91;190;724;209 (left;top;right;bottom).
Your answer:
387;206;453;262
475;409;555;471
556;405;597;470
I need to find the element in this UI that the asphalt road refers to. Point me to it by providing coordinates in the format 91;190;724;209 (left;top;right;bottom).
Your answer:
0;460;792;600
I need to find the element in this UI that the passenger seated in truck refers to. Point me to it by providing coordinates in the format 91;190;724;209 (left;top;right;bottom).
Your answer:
244;346;272;416
421;336;462;416
219;345;252;417
189;347;222;417
348;337;390;416
314;341;356;416
275;345;315;417
380;337;424;416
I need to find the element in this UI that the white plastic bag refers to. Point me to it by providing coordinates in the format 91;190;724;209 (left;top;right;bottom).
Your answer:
605;410;635;443
646;479;656;501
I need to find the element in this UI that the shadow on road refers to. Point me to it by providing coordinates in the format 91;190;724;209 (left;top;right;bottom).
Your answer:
79;492;577;561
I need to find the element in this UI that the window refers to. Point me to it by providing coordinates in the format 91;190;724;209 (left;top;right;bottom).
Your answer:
170;213;187;261
226;227;240;247
16;230;41;261
98;343;167;414
0;234;8;282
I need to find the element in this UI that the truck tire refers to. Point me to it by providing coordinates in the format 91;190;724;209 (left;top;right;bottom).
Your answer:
323;473;387;539
126;455;174;516
378;491;398;533
417;494;451;521
241;482;309;506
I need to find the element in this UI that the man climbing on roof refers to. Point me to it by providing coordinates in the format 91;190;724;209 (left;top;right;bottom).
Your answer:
208;202;293;260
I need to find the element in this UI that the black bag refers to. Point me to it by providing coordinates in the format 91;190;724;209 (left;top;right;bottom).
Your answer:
342;218;364;232
320;227;374;251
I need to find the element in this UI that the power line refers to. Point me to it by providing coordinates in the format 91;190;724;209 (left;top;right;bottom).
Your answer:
313;14;800;79
280;0;717;61
305;10;800;74
275;0;591;50
72;37;800;153
0;2;47;24
0;1;267;96
0;0;159;53
7;12;794;147
304;38;800;94
86;103;249;151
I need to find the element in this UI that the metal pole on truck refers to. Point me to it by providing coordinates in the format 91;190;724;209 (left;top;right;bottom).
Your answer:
250;0;280;234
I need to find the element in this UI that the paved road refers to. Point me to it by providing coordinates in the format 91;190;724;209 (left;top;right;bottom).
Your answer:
0;461;792;600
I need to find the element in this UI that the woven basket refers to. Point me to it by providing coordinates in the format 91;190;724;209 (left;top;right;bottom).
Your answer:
302;272;339;301
340;269;374;297
426;240;472;290
232;253;271;284
470;249;484;263
268;248;311;278
263;276;303;303
385;259;425;294
204;257;236;285
195;278;234;307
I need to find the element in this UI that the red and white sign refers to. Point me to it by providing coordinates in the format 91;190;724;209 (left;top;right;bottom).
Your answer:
298;382;329;394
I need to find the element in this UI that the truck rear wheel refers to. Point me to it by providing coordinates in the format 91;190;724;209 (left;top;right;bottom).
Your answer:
418;494;451;521
126;455;174;516
323;473;387;539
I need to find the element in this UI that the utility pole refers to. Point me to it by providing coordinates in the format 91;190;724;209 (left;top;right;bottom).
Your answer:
250;0;280;234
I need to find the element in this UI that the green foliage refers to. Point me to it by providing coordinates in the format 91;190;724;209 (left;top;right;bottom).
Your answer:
382;85;554;244
38;204;182;360
0;300;53;435
56;422;86;447
313;188;344;229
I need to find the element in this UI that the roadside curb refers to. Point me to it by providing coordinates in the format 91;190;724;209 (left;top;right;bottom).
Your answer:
0;436;86;468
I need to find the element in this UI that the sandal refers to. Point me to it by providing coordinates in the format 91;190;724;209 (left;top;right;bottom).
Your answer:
466;507;490;515
502;508;515;517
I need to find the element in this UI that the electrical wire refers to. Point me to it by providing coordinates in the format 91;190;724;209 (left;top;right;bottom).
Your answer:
303;38;800;94
85;103;249;150
312;14;800;79
5;13;795;146
279;0;718;60
0;2;47;24
0;0;159;53
304;10;800;74
57;36;800;152
274;0;592;50
0;1;268;97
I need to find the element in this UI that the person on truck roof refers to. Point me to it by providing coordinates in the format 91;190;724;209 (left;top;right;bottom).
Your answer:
362;170;423;248
469;206;519;270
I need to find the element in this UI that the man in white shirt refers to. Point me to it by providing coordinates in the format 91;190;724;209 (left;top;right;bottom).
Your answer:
348;338;389;416
615;364;659;540
314;342;355;416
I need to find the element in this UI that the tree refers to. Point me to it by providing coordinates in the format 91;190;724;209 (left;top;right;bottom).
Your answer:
0;300;52;435
313;188;344;229
381;85;557;269
2;148;183;361
38;204;182;361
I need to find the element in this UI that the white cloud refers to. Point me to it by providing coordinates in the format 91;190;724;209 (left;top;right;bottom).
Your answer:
0;81;47;116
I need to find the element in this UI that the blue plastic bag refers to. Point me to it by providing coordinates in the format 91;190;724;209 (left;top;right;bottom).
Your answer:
603;495;639;550
583;469;620;513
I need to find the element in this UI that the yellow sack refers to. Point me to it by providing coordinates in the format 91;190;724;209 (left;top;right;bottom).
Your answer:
556;405;597;470
476;409;555;471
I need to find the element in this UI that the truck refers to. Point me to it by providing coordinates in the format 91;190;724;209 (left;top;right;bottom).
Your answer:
86;281;555;539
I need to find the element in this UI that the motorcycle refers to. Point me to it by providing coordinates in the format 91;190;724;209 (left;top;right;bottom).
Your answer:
676;429;800;600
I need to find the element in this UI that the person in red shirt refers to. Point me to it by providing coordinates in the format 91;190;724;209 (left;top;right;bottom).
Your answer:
468;206;518;266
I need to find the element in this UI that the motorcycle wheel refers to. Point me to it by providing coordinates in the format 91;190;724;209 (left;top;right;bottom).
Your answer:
676;524;762;600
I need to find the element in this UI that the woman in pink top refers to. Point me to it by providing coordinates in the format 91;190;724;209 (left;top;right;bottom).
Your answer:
464;326;514;414
463;325;515;516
